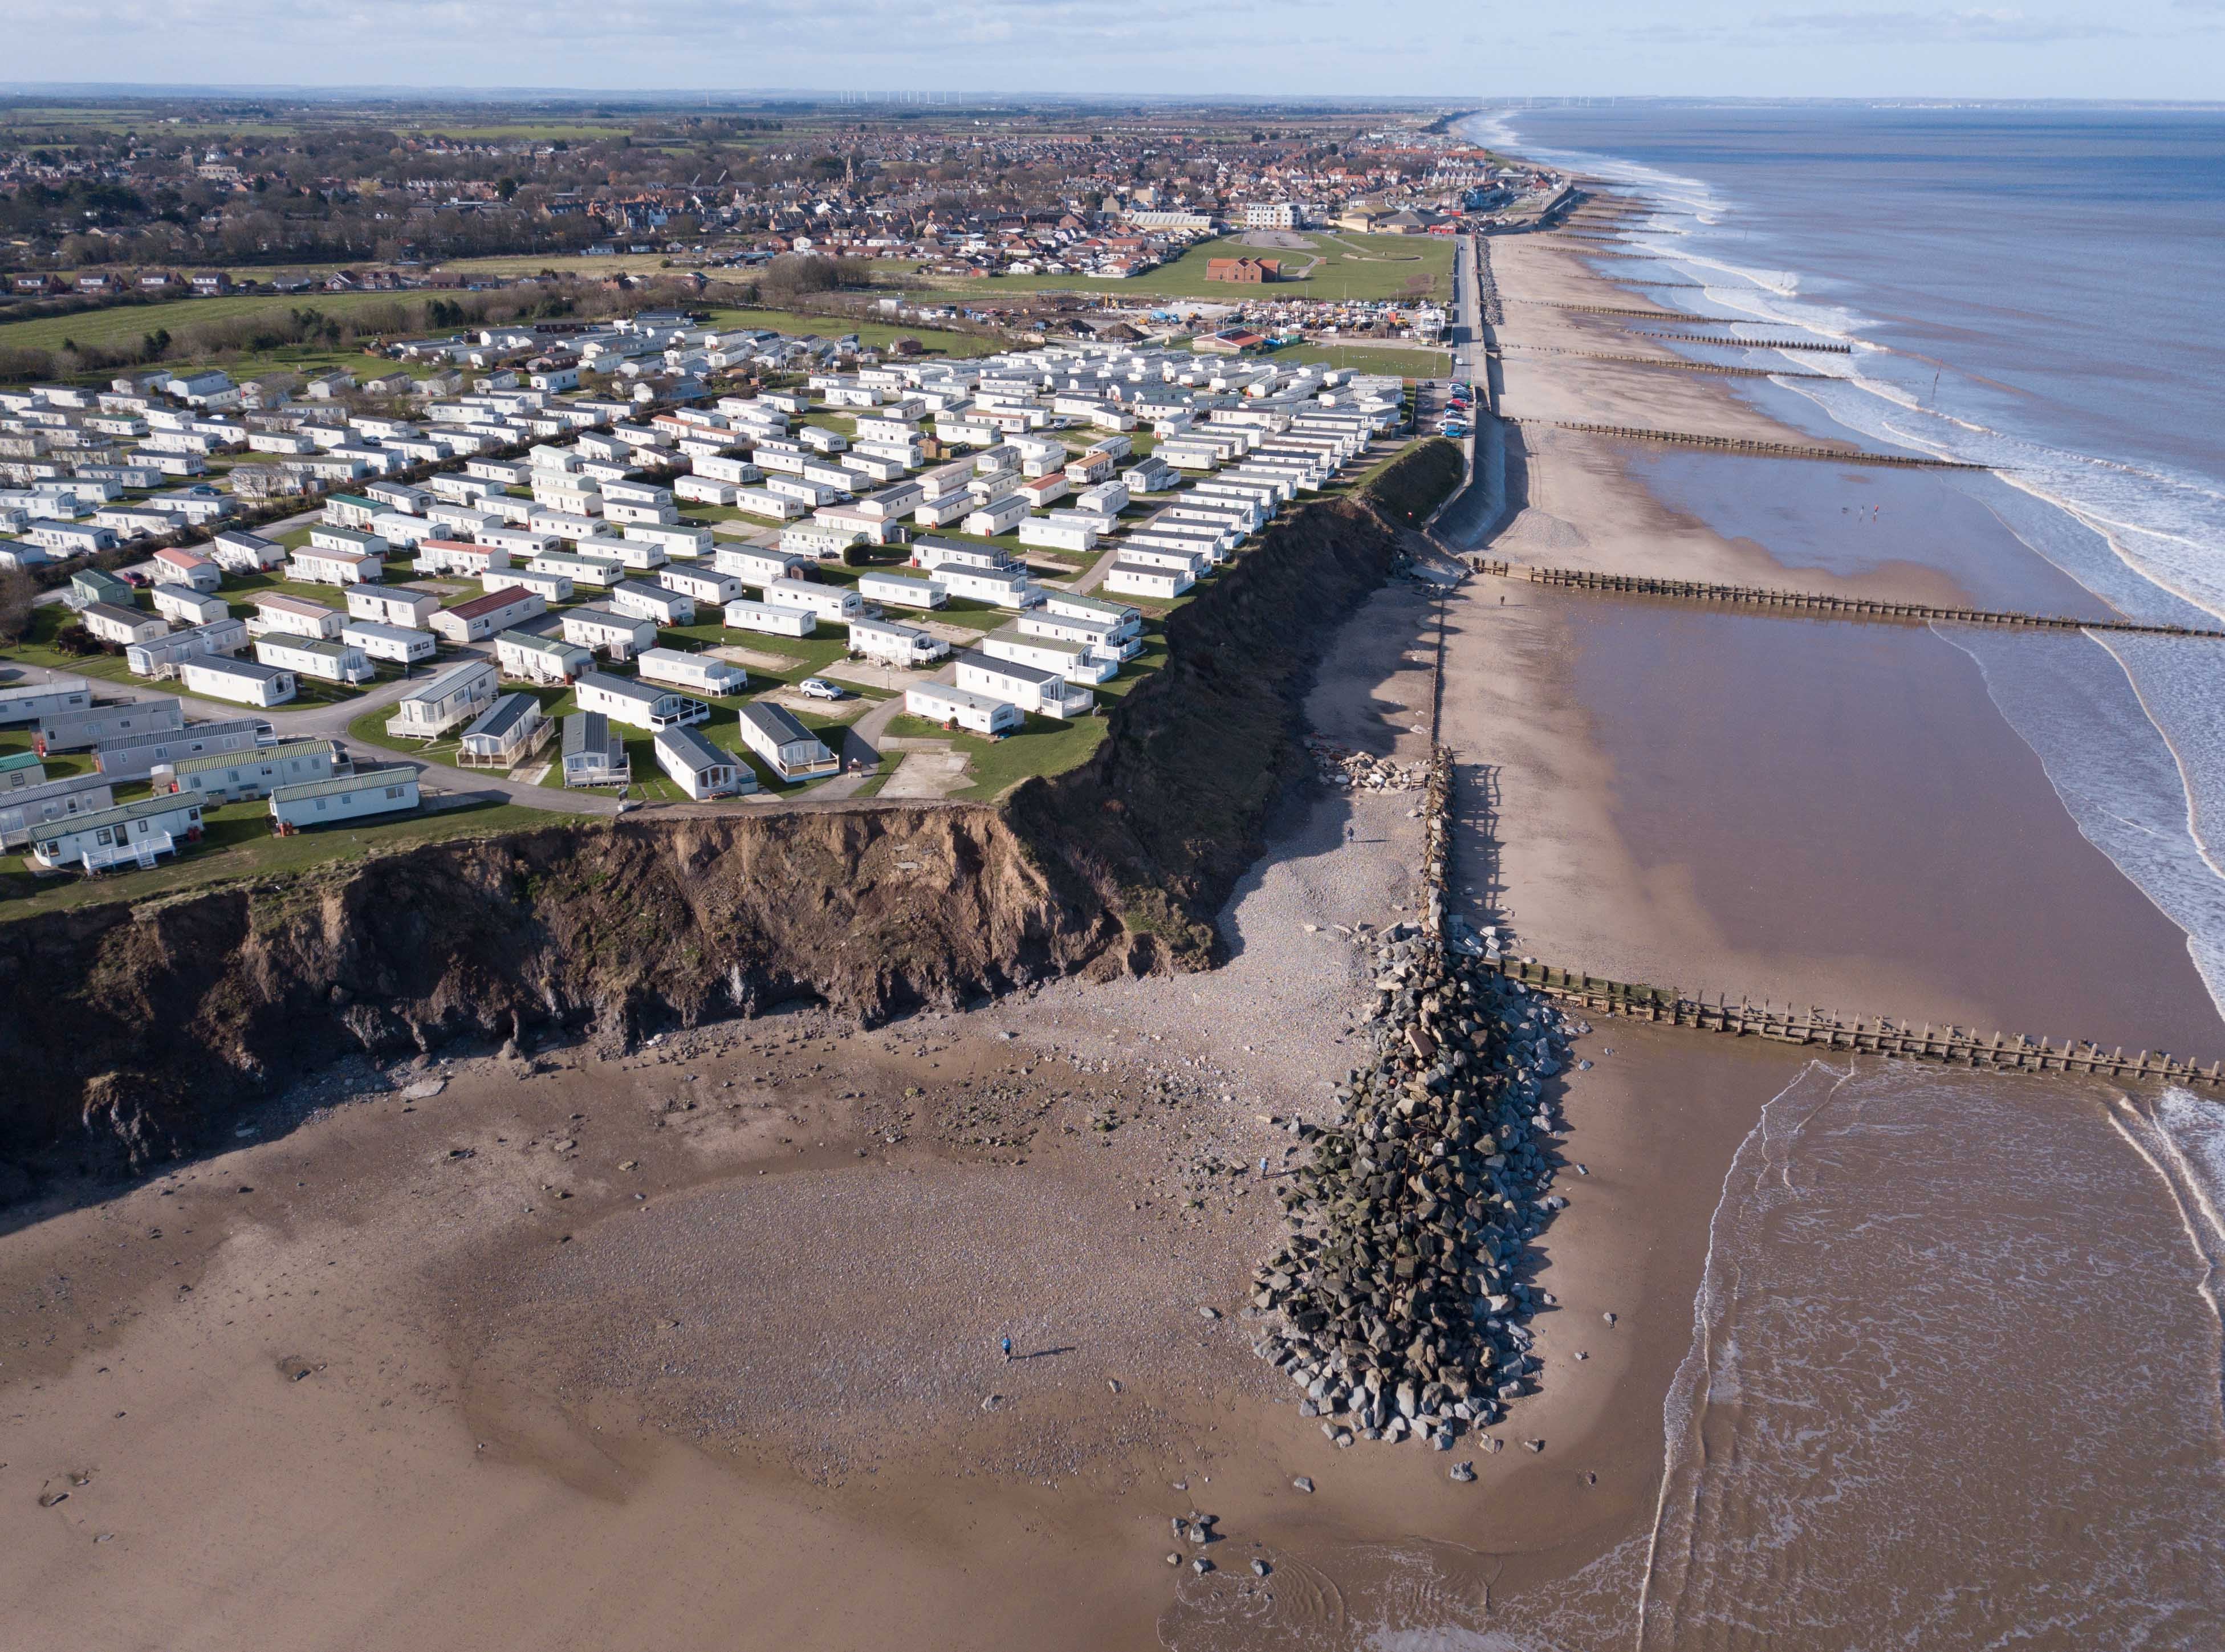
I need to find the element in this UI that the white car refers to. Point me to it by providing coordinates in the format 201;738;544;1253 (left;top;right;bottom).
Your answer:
798;677;844;701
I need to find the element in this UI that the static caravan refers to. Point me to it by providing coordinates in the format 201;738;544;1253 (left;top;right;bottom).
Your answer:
150;585;230;628
1016;514;1099;555
982;625;1117;686
209;528;286;573
36;695;183;755
385;658;498;739
1017;608;1138;661
28;793;205;873
722;599;816;638
0;772;119;850
256;635;373;686
478;526;557;560
712;545;806;588
931;565;1039;610
1113;541;1207;575
341;619;436;665
80;602;168;649
180;655;295;707
636;646;746;697
527;550;624;589
484;565;573;603
904;682;1023;738
127;616;249;677
856;570;946;611
660;564;744;607
1102;559;1194;601
735;701;838;785
91;716;270;781
730;487;805;522
347;585;441;629
430;587;545;644
560;713;630;788
577;533;661;571
656;723;755;800
401;540;502;581
848;617;948;669
0;675;93;728
962;497;1029;538
290;545;384;587
611;579;693;627
457;694;550;767
561;604;660;661
247;592;344;641
763;579;865;624
572;670;709;733
955;650;1093;720
168;737;339;803
494;629;592;685
622;523;713;561
269;768;420;831
150;547;222;592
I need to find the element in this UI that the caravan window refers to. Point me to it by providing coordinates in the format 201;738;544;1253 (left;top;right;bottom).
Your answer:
96;827;114;845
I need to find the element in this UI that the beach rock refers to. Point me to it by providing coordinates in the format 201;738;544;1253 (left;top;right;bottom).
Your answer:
1193;1557;1214;1576
1524;1439;1544;1453
1292;1476;1315;1494
1198;1306;1221;1320
1450;1462;1476;1483
1167;1553;1182;1566
1252;1559;1272;1577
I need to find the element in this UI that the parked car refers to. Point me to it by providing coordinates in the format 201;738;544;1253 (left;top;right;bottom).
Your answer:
798;677;844;701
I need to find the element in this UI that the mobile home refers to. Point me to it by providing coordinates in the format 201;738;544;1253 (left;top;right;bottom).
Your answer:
269;768;421;831
655;723;755;800
735;701;838;784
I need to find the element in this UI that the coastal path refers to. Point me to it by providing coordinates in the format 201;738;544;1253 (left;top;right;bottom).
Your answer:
1470;561;2225;641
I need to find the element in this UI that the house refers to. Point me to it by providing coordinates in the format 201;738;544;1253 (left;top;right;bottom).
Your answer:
256;635;373;685
636;647;747;697
722;599;816;638
848;616;949;669
611;579;694;627
955;650;1094;719
209;528;287;572
495;629;593;685
80;602;170;649
764;579;865;625
290;544;384;586
247;592;344;640
562;605;660;661
340;619;437;665
1204;257;1281;283
561;713;631;788
573;671;709;732
429;587;544;643
268;767;420;831
180;656;296;706
457;694;551;767
1101;559;1195;600
89;716;271;781
28;793;206;873
358;662;474;757
166;738;340;804
735;701;838;784
656;723;755;800
1;772;119;850
905;682;1023;737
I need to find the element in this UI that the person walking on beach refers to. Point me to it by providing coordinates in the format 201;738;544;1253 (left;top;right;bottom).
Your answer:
1000;1336;1013;1361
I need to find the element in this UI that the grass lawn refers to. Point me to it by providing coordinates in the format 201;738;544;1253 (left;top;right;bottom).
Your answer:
1271;343;1452;379
0;796;588;920
917;233;1454;304
880;711;1108;802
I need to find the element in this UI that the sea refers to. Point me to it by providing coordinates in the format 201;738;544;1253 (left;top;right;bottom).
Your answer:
1454;104;2225;1649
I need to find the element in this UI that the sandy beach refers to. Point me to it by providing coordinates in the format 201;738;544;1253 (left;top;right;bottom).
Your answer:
7;200;2219;1651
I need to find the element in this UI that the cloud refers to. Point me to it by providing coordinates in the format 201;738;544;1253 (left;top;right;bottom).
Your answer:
1756;7;2134;40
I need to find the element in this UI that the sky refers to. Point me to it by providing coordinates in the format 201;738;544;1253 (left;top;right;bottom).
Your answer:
5;0;2223;102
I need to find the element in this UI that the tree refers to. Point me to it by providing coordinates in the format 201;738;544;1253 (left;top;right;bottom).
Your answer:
0;567;33;645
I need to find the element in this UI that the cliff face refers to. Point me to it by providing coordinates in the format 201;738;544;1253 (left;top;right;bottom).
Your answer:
0;493;1414;1180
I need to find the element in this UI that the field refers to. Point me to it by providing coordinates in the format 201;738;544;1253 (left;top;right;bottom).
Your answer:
0;290;436;358
919;233;1455;304
698;306;1004;359
1270;343;1451;379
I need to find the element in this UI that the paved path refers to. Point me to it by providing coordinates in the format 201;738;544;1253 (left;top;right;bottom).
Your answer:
813;658;960;800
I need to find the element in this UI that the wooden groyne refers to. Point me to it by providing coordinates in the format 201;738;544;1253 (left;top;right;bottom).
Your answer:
1470;561;2225;640
1512;300;1692;320
1478;959;2224;1088
1496;344;1829;381
1506;417;1988;470
1631;331;1853;355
